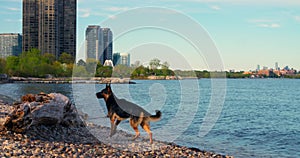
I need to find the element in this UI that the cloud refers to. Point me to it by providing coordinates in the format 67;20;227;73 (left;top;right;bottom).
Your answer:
210;5;221;10
248;19;276;23
248;19;281;28
5;19;22;23
7;7;20;11
258;23;281;28
108;15;117;20
104;7;129;12
81;12;90;18
295;16;300;22
79;9;91;18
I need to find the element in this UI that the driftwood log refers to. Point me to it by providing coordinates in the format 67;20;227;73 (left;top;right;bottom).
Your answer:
2;93;85;133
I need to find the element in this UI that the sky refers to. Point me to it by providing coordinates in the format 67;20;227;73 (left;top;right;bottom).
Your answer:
0;0;300;71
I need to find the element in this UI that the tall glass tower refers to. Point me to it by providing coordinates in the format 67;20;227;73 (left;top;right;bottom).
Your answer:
102;28;113;64
85;25;104;63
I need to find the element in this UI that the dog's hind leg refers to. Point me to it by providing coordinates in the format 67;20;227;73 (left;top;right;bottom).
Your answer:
130;112;144;141
130;118;140;140
141;122;153;144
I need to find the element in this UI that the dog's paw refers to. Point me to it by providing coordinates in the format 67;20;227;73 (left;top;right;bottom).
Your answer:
110;130;117;137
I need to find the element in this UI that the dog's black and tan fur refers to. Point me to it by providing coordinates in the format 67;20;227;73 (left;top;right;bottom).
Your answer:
96;84;161;144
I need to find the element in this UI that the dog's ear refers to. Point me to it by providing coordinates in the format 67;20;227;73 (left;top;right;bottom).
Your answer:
107;86;112;93
106;83;109;88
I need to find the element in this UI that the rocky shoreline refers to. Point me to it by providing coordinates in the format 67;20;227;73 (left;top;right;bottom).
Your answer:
0;124;232;158
0;94;233;158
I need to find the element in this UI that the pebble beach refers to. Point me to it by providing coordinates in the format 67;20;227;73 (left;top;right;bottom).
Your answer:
0;97;233;158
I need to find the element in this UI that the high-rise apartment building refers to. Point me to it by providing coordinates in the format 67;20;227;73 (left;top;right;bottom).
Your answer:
256;65;260;71
85;25;103;63
113;52;130;67
102;28;113;64
22;0;76;60
112;52;120;66
275;62;279;70
120;53;130;66
0;33;22;58
85;26;113;65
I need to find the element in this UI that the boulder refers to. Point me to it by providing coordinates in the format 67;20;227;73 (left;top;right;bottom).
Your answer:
2;93;85;133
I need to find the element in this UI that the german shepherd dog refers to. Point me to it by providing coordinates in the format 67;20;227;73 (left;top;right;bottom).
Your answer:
96;84;162;144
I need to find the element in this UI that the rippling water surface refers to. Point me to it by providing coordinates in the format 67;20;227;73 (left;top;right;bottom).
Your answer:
1;79;299;158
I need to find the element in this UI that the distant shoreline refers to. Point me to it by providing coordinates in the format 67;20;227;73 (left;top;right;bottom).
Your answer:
7;76;181;84
9;77;136;84
1;76;299;85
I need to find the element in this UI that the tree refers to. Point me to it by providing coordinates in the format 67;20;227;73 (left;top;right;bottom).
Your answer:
19;48;42;77
85;58;98;75
196;70;210;78
52;61;64;77
39;62;55;76
42;53;56;64
112;64;132;78
161;61;170;69
131;60;141;68
131;65;149;79
149;58;161;70
59;52;74;64
73;65;88;77
5;56;20;76
96;66;112;77
63;63;73;77
0;58;6;74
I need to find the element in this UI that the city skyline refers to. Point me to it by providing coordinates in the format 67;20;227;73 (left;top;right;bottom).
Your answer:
0;0;299;71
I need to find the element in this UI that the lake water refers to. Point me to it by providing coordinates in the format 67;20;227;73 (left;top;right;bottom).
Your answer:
1;79;299;158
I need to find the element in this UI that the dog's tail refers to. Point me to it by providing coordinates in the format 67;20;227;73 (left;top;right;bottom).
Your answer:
149;110;162;122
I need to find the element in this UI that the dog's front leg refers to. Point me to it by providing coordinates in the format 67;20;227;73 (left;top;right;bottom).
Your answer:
113;120;121;134
110;115;116;137
110;120;120;137
110;114;121;137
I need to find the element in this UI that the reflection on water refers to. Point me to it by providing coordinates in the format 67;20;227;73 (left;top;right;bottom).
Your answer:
0;83;73;102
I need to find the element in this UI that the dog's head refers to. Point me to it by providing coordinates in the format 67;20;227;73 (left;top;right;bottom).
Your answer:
96;83;112;100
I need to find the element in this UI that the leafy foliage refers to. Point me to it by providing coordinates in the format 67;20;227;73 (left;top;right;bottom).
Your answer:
112;64;132;78
130;59;174;79
2;49;74;77
149;58;161;70
0;58;6;74
5;56;20;76
59;52;75;64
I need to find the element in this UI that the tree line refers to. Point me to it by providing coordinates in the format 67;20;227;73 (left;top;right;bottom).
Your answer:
0;49;175;78
1;49;271;79
0;48;111;78
1;49;74;77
